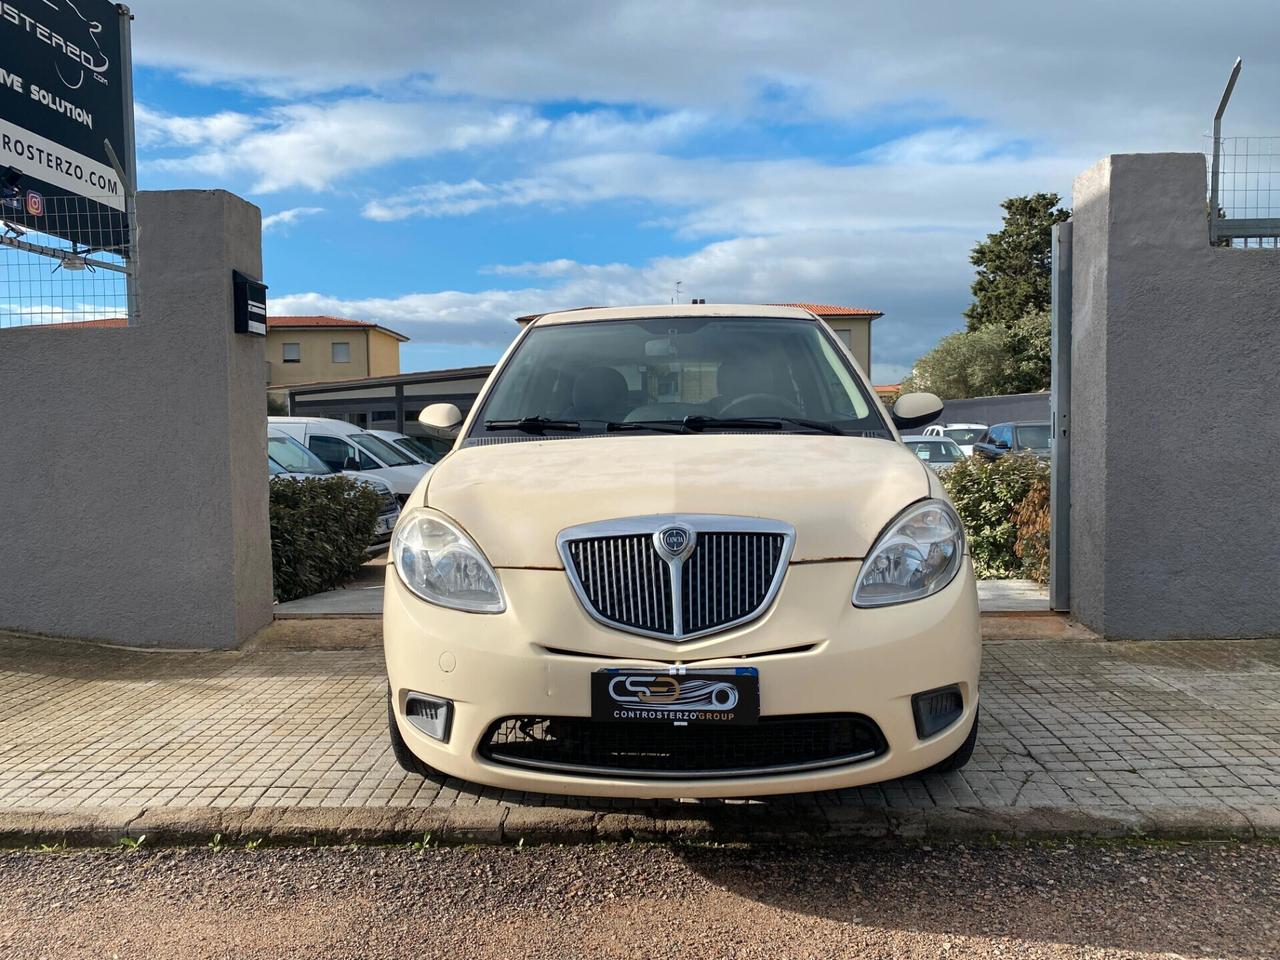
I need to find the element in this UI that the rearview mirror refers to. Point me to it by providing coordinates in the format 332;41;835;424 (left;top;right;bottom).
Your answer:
891;392;944;432
418;402;464;430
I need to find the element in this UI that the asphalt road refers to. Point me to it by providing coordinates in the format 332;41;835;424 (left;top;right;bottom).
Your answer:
1;841;1276;959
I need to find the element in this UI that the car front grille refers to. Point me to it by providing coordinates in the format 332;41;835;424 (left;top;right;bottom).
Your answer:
558;516;792;641
482;714;886;779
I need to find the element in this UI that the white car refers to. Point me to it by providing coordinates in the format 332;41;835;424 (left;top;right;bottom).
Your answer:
922;422;987;457
902;435;965;473
269;417;430;502
367;429;445;465
384;303;980;799
267;429;401;550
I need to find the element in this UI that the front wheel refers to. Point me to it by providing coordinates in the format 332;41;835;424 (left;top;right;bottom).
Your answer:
928;706;979;774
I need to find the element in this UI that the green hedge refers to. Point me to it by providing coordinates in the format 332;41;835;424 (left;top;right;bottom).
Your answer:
939;453;1050;580
269;475;384;603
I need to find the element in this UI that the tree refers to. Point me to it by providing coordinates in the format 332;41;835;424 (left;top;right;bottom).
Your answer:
267;393;288;416
1002;307;1052;395
900;324;1009;400
901;308;1053;400
964;193;1069;333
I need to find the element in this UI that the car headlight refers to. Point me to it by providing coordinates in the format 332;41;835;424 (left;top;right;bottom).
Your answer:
391;508;505;613
853;499;964;608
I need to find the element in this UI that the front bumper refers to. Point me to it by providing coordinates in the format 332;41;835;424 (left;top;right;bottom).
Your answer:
384;559;980;799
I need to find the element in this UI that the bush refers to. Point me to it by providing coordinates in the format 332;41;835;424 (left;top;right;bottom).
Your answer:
939;453;1049;579
1013;476;1051;583
269;475;383;602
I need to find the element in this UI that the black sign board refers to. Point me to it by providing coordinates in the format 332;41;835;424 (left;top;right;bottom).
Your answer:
0;0;132;251
233;270;268;336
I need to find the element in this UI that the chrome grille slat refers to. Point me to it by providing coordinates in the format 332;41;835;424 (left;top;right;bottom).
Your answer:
560;517;792;641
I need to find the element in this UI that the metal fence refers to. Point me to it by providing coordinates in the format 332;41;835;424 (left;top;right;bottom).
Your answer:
1208;136;1280;247
0;194;133;329
1207;59;1280;248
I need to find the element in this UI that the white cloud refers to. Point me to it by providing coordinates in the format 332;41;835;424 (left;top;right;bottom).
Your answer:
150;99;548;192
273;229;974;377
261;207;325;231
365;147;1086;239
135;103;259;148
133;1;1280;152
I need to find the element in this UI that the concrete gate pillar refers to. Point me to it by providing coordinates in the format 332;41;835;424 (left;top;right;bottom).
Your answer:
1069;154;1280;639
0;190;272;649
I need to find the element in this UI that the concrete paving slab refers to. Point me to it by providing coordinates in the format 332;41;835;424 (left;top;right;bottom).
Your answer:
978;578;1050;612
1;630;1277;846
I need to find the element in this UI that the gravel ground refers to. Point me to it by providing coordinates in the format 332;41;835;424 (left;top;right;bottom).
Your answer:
1;841;1276;959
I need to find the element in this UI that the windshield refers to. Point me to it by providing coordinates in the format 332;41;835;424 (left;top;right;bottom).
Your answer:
906;440;962;464
944;427;985;445
268;456;288;476
1017;424;1052;450
352;433;418;466
268;435;332;475
473;316;889;438
396;436;443;464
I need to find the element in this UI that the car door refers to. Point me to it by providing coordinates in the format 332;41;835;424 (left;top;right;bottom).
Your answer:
307;434;378;473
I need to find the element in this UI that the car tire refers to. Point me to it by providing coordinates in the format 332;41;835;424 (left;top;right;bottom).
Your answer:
387;688;446;781
928;707;979;774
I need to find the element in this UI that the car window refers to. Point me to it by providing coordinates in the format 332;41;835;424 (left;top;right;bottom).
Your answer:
308;434;378;471
396;436;442;463
991;425;1014;448
1016;424;1051;450
943;427;984;445
906;440;961;464
268;435;332;475
352;433;418;467
474;316;889;438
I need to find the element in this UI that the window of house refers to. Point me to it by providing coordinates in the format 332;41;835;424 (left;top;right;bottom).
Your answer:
332;341;351;363
282;342;301;363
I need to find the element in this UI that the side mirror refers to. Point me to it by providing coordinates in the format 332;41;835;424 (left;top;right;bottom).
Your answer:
418;403;464;430
973;443;1001;461
891;392;944;432
343;456;361;472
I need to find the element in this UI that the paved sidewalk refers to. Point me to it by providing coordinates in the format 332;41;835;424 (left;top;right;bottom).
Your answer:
1;625;1277;845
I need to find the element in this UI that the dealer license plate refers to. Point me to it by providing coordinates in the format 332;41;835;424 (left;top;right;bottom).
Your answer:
591;667;759;725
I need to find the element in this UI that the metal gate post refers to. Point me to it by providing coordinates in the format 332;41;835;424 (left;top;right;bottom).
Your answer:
1049;221;1073;611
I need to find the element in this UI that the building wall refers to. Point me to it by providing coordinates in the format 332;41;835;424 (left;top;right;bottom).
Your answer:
267;328;370;386
822;317;872;375
1069;153;1280;639
367;329;402;377
0;190;273;649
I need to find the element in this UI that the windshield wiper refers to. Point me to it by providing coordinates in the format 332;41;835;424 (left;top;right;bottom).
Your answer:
606;420;688;434
484;416;581;434
682;415;845;436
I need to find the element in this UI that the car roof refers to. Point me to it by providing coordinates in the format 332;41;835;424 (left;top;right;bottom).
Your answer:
530;303;819;326
991;421;1050;427
368;429;409;440
268;416;364;433
902;435;956;442
943;422;986;429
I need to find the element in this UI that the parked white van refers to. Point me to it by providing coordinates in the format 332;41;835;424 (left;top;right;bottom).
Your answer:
266;429;402;550
268;417;430;502
367;429;445;465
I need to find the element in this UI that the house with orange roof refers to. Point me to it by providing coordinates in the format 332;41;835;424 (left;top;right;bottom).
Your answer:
266;316;409;387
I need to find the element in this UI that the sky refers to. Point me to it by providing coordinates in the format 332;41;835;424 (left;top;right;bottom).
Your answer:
128;1;1280;382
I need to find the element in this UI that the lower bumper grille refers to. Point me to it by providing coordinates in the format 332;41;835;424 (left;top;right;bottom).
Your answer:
481;714;886;779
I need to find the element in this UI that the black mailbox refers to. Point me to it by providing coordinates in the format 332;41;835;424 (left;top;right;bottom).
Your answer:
233;270;268;336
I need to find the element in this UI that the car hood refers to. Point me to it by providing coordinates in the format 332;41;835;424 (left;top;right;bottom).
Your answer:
424;434;931;567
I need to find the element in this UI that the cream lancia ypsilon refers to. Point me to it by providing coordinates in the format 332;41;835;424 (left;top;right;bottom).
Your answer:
384;304;980;798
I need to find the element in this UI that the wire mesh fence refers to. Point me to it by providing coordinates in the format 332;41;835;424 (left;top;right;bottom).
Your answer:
1207;136;1280;248
0;193;132;328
